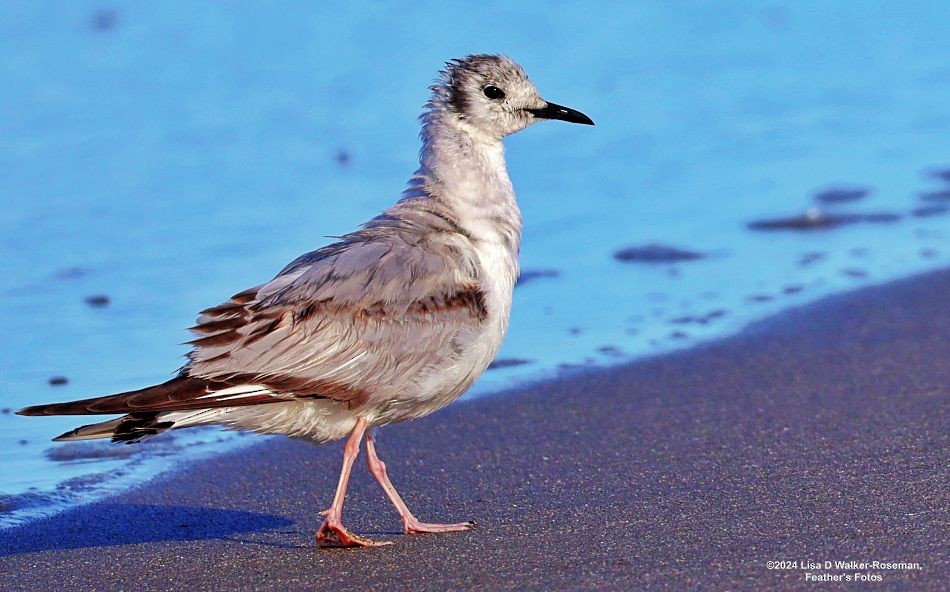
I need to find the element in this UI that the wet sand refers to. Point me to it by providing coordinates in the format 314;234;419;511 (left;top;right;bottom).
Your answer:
1;269;948;591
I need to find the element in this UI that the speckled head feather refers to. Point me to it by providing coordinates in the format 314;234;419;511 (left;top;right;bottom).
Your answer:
426;54;547;139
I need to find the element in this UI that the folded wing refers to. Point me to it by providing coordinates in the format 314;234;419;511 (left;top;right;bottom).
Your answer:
19;220;486;419
185;229;486;404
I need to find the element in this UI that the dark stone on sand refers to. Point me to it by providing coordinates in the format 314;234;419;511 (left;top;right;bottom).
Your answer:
58;474;110;492
670;309;728;325
920;190;950;202
597;346;623;357
798;251;826;267
90;8;118;31
45;443;137;462
813;186;871;204
557;362;587;371
486;358;532;371
861;212;902;223
748;209;900;231
516;269;560;287
334;150;351;166
613;243;704;264
911;204;948;218
85;295;110;308
925;166;950;182
48;376;69;386
54;267;90;280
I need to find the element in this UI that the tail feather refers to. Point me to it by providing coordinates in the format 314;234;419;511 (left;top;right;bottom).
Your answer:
15;374;285;416
50;407;225;443
16;374;282;443
52;417;127;442
52;413;174;443
16;376;207;416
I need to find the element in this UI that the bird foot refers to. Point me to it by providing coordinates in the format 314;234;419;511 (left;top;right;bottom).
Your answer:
404;519;476;535
316;518;393;548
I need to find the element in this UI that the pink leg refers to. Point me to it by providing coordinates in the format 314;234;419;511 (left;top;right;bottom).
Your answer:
316;418;393;548
365;429;475;535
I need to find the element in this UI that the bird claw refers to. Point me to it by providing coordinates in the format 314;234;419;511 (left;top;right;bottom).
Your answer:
316;519;393;548
404;519;476;535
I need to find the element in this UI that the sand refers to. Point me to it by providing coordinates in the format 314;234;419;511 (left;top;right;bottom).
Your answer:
1;269;947;591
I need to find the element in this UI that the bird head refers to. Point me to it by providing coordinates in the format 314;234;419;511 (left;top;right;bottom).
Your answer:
432;54;594;139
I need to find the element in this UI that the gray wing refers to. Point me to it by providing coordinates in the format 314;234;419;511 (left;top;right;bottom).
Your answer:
184;229;486;407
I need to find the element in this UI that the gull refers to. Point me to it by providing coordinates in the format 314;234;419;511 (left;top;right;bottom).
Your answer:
18;54;593;548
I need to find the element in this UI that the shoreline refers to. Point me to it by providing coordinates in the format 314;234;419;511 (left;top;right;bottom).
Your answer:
1;268;948;591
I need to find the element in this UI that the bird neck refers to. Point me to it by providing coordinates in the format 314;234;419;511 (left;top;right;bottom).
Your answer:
412;110;523;253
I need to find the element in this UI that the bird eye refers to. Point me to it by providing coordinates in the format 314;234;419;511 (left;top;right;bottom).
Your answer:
483;85;506;100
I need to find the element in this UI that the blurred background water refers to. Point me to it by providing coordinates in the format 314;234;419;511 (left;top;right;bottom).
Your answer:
1;1;948;527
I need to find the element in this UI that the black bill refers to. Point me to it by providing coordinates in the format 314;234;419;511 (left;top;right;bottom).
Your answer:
526;101;594;125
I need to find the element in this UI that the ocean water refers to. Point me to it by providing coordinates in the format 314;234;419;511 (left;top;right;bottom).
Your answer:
1;1;948;527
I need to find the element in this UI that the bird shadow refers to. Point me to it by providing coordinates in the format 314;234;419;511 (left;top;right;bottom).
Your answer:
0;503;296;556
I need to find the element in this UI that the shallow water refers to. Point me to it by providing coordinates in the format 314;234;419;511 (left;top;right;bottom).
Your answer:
1;1;948;527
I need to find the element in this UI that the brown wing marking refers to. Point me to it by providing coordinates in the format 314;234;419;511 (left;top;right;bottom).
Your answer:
16;374;368;416
187;286;487;357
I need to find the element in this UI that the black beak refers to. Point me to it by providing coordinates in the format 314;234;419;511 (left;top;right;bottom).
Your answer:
526;101;594;125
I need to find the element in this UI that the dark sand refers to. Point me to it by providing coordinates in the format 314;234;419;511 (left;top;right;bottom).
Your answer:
2;270;948;591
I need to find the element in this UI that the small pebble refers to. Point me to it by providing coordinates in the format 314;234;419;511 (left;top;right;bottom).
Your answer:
85;295;110;308
613;243;705;264
911;204;948;218
90;8;119;31
814;186;871;204
516;269;560;287
487;358;533;370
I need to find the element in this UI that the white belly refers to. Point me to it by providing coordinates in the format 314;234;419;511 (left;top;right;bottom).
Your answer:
375;237;518;424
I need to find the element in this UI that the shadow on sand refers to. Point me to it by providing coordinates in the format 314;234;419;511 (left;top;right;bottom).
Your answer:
0;503;295;556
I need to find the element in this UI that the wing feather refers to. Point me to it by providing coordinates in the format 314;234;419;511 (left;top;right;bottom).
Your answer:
18;212;491;420
184;229;485;405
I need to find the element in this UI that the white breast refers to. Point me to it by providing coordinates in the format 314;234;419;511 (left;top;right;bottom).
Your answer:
371;123;523;423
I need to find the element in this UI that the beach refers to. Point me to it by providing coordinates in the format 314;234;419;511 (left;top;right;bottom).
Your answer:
4;0;950;525
1;269;947;591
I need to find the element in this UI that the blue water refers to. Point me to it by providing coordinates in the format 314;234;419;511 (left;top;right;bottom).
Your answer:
1;1;948;527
